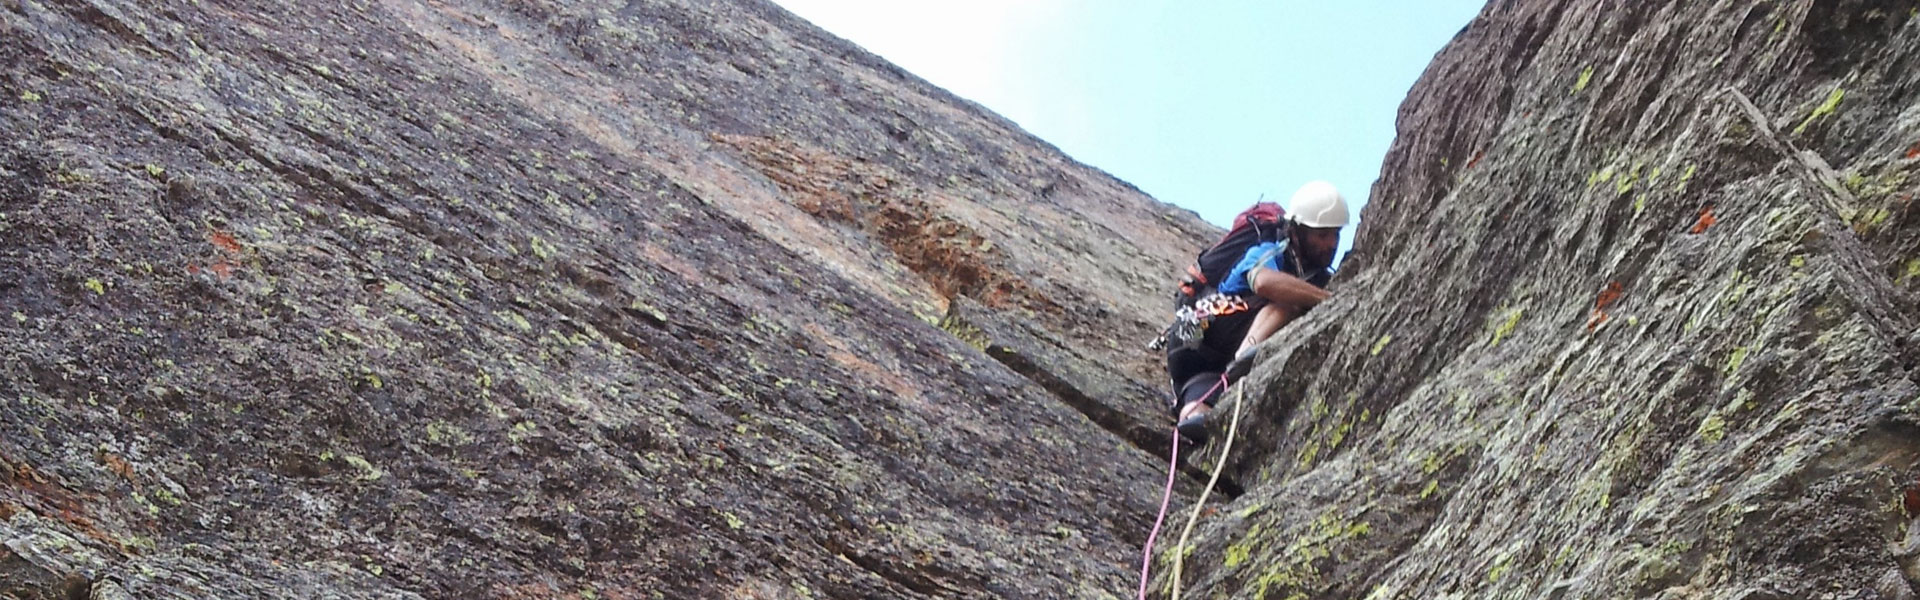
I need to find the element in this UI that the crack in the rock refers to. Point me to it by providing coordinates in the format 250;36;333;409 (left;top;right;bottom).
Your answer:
980;344;1243;498
1720;88;1920;377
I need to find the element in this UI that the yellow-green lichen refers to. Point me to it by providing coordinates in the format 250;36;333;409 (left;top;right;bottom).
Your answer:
1572;66;1594;94
132;493;161;516
1224;523;1264;567
1677;164;1697;193
1732;388;1757;412
84;278;106;294
1853;207;1891;232
495;310;533;331
1725;346;1749;375
939;316;991;351
1491;308;1524;346
1697;413;1727;443
340;455;382;481
1616;162;1641;195
508;420;538;443
426;421;472;445
21;91;41;102
1237;502;1269;519
528;236;556;259
1844;171;1869;194
1488;553;1513;582
1328;420;1355;452
1792;87;1845;136
1370;334;1393;356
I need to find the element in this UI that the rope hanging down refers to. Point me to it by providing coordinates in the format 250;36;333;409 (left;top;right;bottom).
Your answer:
1169;381;1245;600
1134;373;1245;600
1134;420;1180;600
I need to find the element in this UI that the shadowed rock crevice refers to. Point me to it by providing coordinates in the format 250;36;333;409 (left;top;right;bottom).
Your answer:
935;299;1241;494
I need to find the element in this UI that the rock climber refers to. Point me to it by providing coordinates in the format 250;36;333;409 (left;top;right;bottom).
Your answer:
1162;180;1348;446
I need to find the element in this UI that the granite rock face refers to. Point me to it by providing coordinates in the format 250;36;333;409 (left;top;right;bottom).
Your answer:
0;0;1214;597
12;0;1919;598
1164;0;1920;598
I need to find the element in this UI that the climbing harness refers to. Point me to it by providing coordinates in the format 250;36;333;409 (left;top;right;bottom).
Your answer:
1136;372;1244;600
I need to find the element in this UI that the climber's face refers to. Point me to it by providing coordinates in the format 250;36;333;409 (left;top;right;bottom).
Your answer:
1295;225;1340;269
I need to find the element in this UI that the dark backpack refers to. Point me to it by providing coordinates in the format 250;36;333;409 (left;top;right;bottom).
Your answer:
1176;202;1286;305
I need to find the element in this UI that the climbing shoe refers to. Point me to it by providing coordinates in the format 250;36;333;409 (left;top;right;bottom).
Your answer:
1176;411;1209;448
1224;349;1257;384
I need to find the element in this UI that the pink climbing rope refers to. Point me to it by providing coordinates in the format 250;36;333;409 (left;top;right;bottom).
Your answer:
1136;426;1179;600
1137;373;1228;599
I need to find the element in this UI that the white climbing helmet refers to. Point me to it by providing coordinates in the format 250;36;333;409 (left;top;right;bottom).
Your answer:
1287;180;1350;228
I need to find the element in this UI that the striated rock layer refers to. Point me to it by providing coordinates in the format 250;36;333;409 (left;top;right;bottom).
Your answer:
0;0;1216;597
1166;0;1920;598
15;0;1919;598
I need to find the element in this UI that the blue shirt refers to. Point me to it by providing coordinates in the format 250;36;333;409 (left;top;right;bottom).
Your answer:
1218;240;1329;295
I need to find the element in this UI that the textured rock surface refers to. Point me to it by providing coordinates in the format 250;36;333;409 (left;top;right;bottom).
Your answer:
0;0;1214;597
13;0;1920;598
1164;0;1920;598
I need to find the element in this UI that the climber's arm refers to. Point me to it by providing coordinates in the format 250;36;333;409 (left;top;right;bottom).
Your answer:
1247;266;1329;310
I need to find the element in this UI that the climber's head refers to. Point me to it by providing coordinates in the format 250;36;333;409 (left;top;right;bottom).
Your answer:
1286;180;1348;269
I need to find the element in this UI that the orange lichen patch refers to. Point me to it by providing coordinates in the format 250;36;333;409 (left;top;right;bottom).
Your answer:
210;260;236;279
712;134;1059;314
1595;282;1625;310
1586;282;1624;333
1466;150;1486;170
1585;309;1610;333
1690;205;1717;234
1905;141;1920;160
1905;480;1920;515
3;457;127;551
101;452;135;482
209;229;243;253
635;242;706;285
11;461;48;485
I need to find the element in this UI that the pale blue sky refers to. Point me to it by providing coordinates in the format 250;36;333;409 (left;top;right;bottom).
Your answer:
770;1;1486;258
